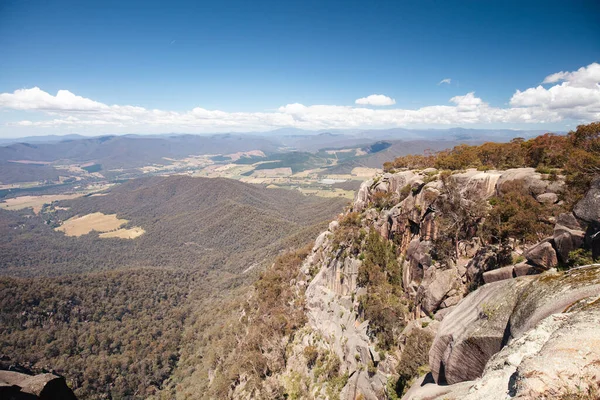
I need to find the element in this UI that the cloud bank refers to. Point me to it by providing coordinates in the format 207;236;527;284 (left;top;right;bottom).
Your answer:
1;63;599;134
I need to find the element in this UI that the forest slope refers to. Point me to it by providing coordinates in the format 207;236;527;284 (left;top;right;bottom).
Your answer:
0;176;347;399
0;175;347;276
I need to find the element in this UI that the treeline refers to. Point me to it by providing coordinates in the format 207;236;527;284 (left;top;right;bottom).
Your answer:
384;122;600;199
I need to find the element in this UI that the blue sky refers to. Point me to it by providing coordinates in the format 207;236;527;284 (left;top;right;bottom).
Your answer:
0;0;598;136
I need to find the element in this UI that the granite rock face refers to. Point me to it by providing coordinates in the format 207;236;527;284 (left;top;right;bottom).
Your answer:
574;177;600;226
408;266;600;400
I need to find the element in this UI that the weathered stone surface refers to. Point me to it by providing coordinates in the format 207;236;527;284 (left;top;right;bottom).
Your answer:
536;192;558;204
429;278;530;384
417;267;458;314
403;239;432;289
388;171;418;196
524;240;558;269
458;238;481;259
556;212;586;230
482;265;514;283
403;300;600;400
508;266;600;340
428;266;600;389
573;176;600;225
465;245;502;286
553;224;585;263
513;262;539;277
353;179;374;212
496;168;546;196
515;303;600;398
451;170;502;199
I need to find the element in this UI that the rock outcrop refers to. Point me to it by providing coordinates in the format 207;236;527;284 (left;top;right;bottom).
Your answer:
404;266;600;399
523;240;558;269
265;167;597;400
0;370;77;400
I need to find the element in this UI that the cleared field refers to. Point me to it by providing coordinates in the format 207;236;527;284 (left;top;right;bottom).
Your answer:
55;212;128;237
0;194;83;214
251;167;293;177
99;226;145;239
351;167;381;177
297;187;355;199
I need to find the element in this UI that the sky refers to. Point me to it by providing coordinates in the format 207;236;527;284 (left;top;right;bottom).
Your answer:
0;0;598;137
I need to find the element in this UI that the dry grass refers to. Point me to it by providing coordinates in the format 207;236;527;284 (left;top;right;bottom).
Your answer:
55;212;128;237
297;187;355;199
0;194;82;214
351;167;381;177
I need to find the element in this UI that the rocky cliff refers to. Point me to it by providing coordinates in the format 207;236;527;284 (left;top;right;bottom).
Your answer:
262;167;600;399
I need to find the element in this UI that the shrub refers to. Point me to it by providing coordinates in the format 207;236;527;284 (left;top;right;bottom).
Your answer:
566;249;595;269
303;345;319;368
396;328;434;395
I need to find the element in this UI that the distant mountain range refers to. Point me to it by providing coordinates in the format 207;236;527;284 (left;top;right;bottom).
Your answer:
0;127;558;146
0;127;561;186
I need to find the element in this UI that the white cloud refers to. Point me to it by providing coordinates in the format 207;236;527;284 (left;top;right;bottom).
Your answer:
510;62;600;121
542;62;600;88
355;94;396;106
438;78;452;85
0;87;108;111
1;63;599;134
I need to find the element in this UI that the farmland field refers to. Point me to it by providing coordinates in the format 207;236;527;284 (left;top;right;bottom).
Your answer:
55;212;130;237
0;194;83;214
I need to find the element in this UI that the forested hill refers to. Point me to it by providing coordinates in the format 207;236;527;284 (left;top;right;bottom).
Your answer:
0;175;347;277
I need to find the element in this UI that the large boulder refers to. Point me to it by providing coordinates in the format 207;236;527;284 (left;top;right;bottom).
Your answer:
451;170;502;199
428;278;530;384
428;266;600;388
524;240;558;269
417;266;460;315
0;371;77;399
403;239;432;290
465;245;504;287
353;179;374;212
482;265;514;284
507;266;600;340
536;192;558;204
495;168;548;196
573;176;600;226
553;223;585;263
403;300;600;400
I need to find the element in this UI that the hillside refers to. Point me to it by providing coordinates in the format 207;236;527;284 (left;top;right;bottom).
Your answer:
0;176;347;399
0;175;346;276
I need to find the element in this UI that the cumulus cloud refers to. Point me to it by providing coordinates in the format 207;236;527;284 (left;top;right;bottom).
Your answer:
355;94;396;106
510;62;600;120
542;63;600;88
0;87;108;111
1;63;599;134
438;78;452;85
